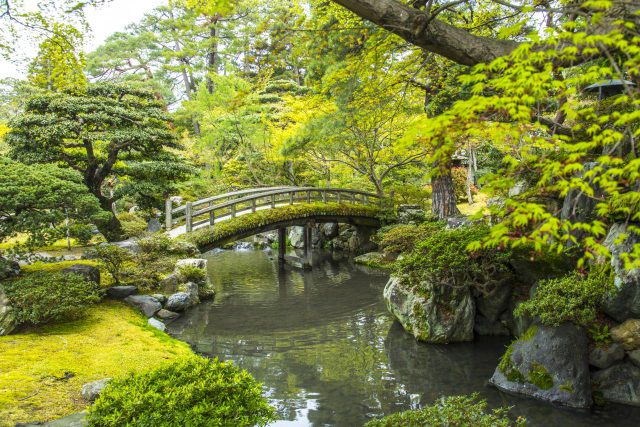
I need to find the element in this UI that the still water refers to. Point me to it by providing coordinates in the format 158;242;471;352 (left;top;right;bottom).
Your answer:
167;249;640;427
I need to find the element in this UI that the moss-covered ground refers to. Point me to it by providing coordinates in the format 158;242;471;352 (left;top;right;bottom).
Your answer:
0;301;193;426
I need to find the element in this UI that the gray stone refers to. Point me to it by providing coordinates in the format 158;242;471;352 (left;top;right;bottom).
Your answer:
183;282;200;303
110;239;139;253
81;378;111;401
165;292;194;312
611;319;640;350
474;314;510;336
397;205;427;224
151;294;167;304
601;224;640;322
233;241;254;251
353;252;388;267
489;323;592;408
124;295;162;317
476;283;512;322
383;275;475;343
321;222;339;239
19;412;88;426
156;309;180;320
105;286;137;299
146;218;162;233
446;216;471;230
175;258;207;270
0;256;20;280
560;162;599;223
62;264;101;283
159;273;180;293
0;284;16;336
629;349;640;368
508;180;529;197
589;343;625;369
147;317;166;332
289;226;305;249
592;362;640;406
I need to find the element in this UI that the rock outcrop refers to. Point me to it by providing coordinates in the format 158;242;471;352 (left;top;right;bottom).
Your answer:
489;323;592;408
124;295;162;318
383;275;475;343
592;362;640;406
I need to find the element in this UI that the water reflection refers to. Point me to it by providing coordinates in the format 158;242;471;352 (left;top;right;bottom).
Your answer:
167;249;640;427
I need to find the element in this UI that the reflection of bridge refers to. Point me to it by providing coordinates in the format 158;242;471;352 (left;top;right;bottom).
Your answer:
165;187;384;266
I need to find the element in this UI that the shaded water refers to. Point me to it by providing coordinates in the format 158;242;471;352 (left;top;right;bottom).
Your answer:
167;249;640;426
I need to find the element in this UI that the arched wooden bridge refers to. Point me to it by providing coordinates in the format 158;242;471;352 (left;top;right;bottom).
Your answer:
165;186;384;266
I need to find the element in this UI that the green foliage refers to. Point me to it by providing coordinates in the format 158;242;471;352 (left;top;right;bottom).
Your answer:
176;264;207;285
91;245;133;286
3;272;101;327
588;323;612;345
394;224;512;294
116;213;148;239
374;221;444;254
87;356;275;427
515;271;615;327
184;202;380;250
364;394;525;427
0;158;106;249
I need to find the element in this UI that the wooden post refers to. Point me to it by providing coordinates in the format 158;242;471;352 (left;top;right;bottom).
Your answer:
278;227;286;262
185;202;193;233
322;190;327;203
271;194;276;208
306;190;311;203
165;199;173;230
304;222;313;266
337;192;342;203
289;192;294;205
209;207;215;226
230;204;236;218
252;199;257;212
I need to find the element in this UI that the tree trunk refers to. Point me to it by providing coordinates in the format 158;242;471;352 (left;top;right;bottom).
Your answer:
466;145;476;205
206;23;218;94
94;193;124;242
431;171;460;219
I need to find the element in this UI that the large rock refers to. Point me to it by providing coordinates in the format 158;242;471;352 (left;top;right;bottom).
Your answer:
383;275;475;343
105;286;137;299
629;349;640;368
146;218;162;233
165;292;194;312
353;252;389;268
0;256;20;280
321;223;339;239
175;258;207;271
124;295;162;318
331;226;377;254
592;362;640;406
446;216;471;230
156;309;180;320
589;343;625;369
0;284;16;336
611;319;640;350
289;226;305;249
183;282;200;304
81;378;111;401
397;205;426;224
159;273;180;293
601;224;640;322
489;323;592;408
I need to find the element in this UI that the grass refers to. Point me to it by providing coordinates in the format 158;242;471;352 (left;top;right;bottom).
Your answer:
20;260;100;275
457;191;490;216
0;301;193;426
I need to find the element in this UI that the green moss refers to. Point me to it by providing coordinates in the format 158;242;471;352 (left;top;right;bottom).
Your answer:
0;301;193;426
559;382;574;393
184;202;380;250
499;326;539;384
528;362;553;390
520;325;538;341
20;259;100;274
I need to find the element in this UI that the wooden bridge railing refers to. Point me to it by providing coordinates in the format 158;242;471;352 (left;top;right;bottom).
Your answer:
166;186;382;233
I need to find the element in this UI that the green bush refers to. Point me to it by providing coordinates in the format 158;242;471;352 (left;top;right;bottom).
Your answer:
88;356;275;427
91;245;132;286
176;264;207;285
3;272;101;326
515;270;615;327
117;212;148;239
364;394;524;427
393;224;512;294
374;221;444;254
68;223;95;246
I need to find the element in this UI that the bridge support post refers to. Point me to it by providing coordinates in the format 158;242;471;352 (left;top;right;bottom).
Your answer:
277;227;286;262
165;199;172;230
303;222;314;266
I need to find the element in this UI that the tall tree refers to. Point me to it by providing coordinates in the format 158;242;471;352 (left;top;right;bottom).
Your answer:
6;83;187;241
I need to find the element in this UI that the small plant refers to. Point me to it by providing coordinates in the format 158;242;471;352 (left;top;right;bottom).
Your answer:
91;245;132;286
176;264;207;285
515;270;615;327
88;356;275;427
116;212;148;239
373;221;444;254
364;393;525;427
3;272;101;326
588;324;612;345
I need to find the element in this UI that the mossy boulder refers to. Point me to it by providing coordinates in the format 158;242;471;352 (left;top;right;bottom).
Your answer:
383;275;474;343
489;323;592;408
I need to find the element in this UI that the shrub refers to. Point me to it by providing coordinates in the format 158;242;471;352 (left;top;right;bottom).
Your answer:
88;356;275;427
91;245;132;286
176;264;207;285
374;221;444;254
68;223;95;246
515;270;615;327
117;212;148;238
393;224;512;295
3;272;101;326
364;394;524;427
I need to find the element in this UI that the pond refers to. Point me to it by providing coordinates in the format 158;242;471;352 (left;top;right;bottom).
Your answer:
167;249;640;427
